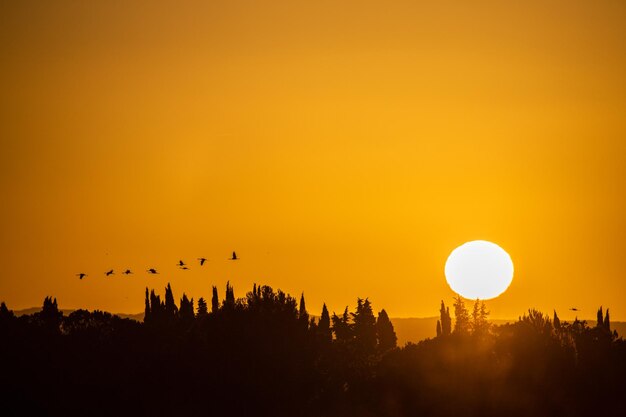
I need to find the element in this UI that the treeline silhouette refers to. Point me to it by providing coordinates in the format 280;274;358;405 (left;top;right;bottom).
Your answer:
1;284;624;417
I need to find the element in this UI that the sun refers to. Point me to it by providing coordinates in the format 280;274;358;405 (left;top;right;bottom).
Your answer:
444;240;514;300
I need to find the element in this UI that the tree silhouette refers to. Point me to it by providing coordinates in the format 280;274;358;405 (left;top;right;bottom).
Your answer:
144;287;151;323
438;300;452;336
332;307;351;343
520;308;552;335
318;303;332;344
351;298;377;355
149;289;163;324
224;281;235;310
211;286;219;313
1;282;624;417
471;299;490;335
375;308;397;352
597;306;604;328
554;310;561;331
298;293;309;330
0;302;14;320
164;283;178;319
453;295;470;334
179;293;194;323
38;296;62;331
196;297;208;317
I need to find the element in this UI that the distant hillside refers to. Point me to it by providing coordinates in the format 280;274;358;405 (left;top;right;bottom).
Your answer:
12;307;625;345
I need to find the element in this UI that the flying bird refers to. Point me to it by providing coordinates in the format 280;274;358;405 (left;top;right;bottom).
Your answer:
147;268;158;274
198;257;207;266
229;251;238;260
178;260;186;267
180;266;190;270
105;270;114;276
123;269;133;275
570;307;579;312
76;273;87;280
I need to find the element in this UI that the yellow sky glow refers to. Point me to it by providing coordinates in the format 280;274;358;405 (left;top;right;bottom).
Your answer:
1;1;625;320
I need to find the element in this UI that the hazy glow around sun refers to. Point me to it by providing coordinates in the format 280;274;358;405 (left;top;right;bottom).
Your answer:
445;240;514;300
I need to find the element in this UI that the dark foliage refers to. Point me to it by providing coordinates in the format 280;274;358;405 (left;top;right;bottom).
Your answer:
0;288;624;417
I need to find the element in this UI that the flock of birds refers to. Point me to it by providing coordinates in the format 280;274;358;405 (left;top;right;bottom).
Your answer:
76;251;239;280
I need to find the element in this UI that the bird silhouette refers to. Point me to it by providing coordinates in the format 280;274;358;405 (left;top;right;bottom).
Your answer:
76;273;87;280
198;257;207;266
147;268;158;274
123;269;133;275
105;270;114;276
229;251;238;260
180;266;190;270
178;260;186;267
570;307;579;312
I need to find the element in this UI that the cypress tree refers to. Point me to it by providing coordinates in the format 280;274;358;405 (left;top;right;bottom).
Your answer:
179;293;194;322
439;301;452;336
604;308;611;332
376;308;397;352
224;281;235;309
597;307;604;328
211;286;219;313
436;320;442;337
144;287;151;323
553;310;561;331
149;290;163;323
299;293;309;329
164;283;179;319
318;303;332;343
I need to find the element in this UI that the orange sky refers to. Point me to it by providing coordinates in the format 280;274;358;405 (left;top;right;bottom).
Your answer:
1;1;625;320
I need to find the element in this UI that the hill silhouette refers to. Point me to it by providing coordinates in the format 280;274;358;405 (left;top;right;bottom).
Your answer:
1;283;625;417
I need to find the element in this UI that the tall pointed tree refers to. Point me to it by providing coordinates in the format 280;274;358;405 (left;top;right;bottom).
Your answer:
211;286;219;313
144;287;151;323
439;300;452;336
224;281;235;309
604;308;611;332
376;309;397;352
299;293;309;329
318;303;332;344
597;306;604;328
179;293;195;322
164;283;179;319
436;320;442;337
150;290;163;324
553;310;561;331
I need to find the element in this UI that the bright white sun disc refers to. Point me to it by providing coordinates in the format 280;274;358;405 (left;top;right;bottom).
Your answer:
444;240;514;300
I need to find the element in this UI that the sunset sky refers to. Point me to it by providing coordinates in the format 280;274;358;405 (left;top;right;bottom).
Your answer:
1;1;625;320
